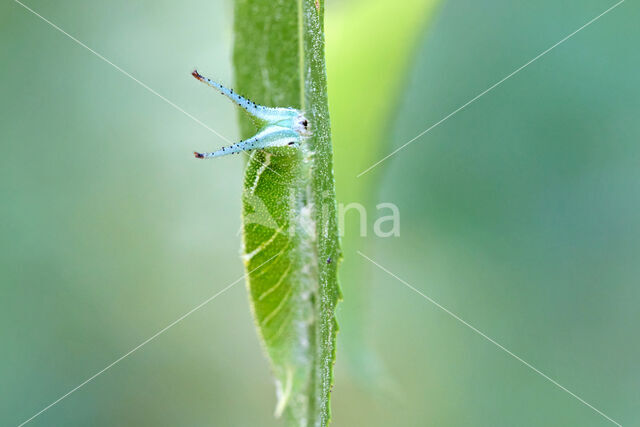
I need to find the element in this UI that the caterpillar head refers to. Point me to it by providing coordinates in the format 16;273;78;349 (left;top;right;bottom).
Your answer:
294;113;311;138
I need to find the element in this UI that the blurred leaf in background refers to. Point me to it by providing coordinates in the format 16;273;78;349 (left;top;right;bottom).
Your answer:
326;0;441;382
334;0;640;425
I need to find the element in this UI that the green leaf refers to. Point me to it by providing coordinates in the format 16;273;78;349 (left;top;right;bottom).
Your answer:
233;1;340;425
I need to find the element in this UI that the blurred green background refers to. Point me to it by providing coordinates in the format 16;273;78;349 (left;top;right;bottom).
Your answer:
1;0;638;426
